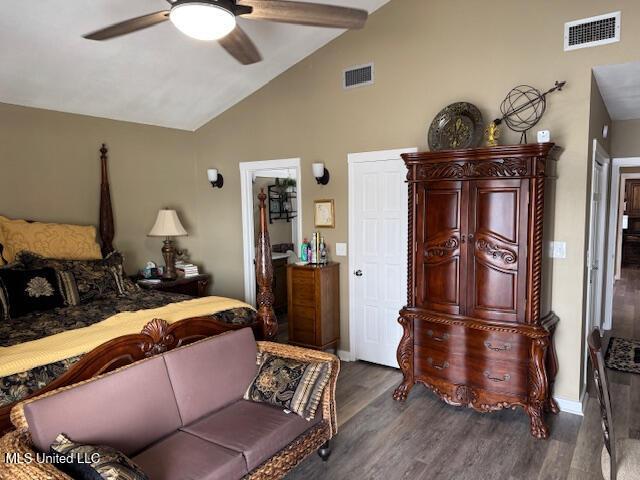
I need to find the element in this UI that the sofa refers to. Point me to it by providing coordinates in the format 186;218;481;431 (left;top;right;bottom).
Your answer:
0;328;339;479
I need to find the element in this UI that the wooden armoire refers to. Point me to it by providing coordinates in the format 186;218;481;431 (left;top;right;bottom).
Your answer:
393;143;559;439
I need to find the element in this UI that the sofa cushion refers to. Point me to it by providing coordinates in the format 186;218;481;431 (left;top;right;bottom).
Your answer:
23;356;182;456
132;431;248;480
180;400;321;471
163;328;258;425
50;433;149;480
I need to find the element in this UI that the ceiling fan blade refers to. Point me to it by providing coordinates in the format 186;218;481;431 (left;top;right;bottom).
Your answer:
84;11;170;40
238;1;368;29
218;25;262;65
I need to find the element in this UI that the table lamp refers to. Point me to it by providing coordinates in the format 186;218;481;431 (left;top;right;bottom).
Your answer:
148;209;188;280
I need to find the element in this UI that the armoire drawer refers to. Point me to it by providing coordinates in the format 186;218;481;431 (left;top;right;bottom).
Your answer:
414;319;530;363
414;345;528;397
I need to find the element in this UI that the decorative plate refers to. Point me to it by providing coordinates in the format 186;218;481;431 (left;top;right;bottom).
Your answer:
427;102;484;151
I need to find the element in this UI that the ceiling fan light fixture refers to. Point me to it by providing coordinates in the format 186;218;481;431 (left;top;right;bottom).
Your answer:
170;1;236;41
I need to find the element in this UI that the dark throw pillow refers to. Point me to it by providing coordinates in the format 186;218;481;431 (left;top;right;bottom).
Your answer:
50;433;149;480
0;267;64;319
15;251;138;303
244;353;331;421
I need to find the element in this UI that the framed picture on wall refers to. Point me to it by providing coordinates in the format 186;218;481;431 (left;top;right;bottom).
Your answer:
314;199;335;228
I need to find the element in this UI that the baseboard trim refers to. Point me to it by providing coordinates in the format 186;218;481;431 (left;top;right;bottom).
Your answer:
337;350;355;362
553;391;587;416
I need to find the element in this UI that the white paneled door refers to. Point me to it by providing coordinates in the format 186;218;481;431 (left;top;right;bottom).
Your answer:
348;148;415;368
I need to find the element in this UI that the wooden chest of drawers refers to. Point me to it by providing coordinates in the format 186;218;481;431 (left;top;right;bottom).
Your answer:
287;262;340;351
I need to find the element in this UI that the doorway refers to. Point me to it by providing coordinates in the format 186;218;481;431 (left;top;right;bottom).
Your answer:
604;157;640;330
239;158;302;306
348;147;416;368
586;139;610;334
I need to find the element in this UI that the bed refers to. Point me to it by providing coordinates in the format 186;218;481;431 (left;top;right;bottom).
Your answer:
0;144;278;432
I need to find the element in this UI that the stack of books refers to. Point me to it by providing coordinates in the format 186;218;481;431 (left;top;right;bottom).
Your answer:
175;261;199;278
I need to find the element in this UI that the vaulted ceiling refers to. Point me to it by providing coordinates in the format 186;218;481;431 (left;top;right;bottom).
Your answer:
0;0;389;131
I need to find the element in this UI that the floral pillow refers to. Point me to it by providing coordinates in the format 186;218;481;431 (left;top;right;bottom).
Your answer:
50;433;149;480
244;353;331;421
0;267;65;320
16;251;139;304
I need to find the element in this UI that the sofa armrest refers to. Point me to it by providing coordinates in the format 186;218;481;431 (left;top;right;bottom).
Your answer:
256;341;340;438
0;429;72;479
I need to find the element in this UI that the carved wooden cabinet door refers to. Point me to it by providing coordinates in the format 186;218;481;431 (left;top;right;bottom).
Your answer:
416;180;468;315
466;179;529;322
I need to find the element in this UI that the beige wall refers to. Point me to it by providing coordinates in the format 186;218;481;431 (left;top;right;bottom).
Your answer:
611;119;640;157
0;103;199;274
3;0;640;403
193;0;640;403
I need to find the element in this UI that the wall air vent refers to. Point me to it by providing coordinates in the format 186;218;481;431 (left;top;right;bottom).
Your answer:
564;11;621;51
343;63;374;90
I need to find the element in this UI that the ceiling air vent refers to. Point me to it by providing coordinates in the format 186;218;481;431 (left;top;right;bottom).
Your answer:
343;63;374;90
564;11;621;51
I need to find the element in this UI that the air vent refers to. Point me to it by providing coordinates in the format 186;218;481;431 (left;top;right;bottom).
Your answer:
343;63;374;90
564;11;620;51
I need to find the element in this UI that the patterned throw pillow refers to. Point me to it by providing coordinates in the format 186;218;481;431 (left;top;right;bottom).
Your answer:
50;433;149;480
0;267;65;319
56;270;81;306
16;251;139;303
244;353;331;421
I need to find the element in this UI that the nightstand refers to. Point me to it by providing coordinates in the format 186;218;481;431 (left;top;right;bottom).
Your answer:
135;274;210;297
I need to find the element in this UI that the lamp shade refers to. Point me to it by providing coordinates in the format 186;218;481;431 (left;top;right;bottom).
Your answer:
148;209;188;237
312;163;325;178
169;2;236;41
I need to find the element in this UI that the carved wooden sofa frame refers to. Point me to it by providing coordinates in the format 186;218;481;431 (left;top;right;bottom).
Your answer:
0;333;340;480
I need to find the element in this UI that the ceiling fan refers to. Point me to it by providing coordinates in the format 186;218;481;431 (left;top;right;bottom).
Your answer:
83;0;369;65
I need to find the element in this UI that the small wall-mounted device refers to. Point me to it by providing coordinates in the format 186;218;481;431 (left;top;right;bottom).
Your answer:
207;169;224;189
549;241;567;259
603;124;609;139
537;130;551;143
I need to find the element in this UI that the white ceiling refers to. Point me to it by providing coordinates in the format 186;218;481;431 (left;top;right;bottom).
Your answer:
594;62;640;121
0;0;389;131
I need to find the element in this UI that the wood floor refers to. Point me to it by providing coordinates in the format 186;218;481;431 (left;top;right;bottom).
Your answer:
284;269;640;479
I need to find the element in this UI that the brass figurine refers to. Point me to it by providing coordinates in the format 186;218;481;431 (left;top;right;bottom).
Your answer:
485;121;501;147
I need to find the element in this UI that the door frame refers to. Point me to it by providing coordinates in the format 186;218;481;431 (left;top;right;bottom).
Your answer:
347;147;417;362
239;158;303;306
586;139;610;332
604;156;640;330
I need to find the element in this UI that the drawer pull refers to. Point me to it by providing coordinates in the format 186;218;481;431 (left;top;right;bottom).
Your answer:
484;371;511;382
427;330;449;342
484;341;512;352
427;357;449;370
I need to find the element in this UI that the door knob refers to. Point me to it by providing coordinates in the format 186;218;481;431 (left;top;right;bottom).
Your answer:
354;270;363;277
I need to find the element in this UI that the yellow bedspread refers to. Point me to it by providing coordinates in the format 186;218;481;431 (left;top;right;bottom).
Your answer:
0;296;253;378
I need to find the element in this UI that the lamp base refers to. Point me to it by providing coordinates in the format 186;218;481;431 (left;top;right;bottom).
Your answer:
161;238;178;280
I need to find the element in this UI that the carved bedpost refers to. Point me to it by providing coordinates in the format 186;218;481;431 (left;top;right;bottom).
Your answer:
99;144;115;256
256;189;278;340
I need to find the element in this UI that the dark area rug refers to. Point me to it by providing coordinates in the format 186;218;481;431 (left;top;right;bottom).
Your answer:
605;337;640;374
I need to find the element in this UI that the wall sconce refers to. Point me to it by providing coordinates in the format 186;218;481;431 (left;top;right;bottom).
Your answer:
312;163;330;185
207;168;224;189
